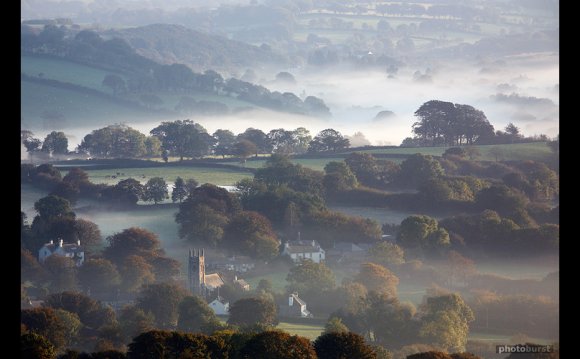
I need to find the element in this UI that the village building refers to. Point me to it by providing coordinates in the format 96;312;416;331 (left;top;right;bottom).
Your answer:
278;293;312;318
282;234;325;264
38;239;85;266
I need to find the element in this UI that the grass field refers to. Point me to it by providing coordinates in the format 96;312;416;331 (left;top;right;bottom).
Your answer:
245;271;289;293
21;55;125;93
353;142;553;162
60;166;254;187
277;322;324;340
21;80;161;132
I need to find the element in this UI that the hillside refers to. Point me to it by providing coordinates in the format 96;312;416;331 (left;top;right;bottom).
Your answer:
105;24;291;72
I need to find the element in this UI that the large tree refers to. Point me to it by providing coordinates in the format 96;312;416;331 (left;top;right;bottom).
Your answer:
41;131;68;154
237;128;271;156
286;259;336;295
228;297;278;328
397;215;450;253
103;227;162;265
355;262;399;297
171;177;188;203
78;125;147;158
21;307;68;350
150;120;214;161
120;255;155;293
177;296;223;334
396;153;444;188
213;129;237;158
308;129;350;153
100;178;144;207
240;330;317;359
78;258;121;295
136;283;189;329
143;177;169;204
314;332;377;359
412;100;494;146
223;211;279;260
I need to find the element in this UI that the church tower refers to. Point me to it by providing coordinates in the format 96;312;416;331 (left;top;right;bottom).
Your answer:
188;248;205;296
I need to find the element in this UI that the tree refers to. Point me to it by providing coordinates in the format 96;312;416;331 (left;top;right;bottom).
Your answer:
101;178;144;207
237;128;271;156
228;297;278;328
102;74;126;95
177;296;223;334
21;307;67;350
233;139;258;163
72;219;102;254
44;255;78;293
145;136;162;157
34;195;74;220
223;211;279;260
475;185;528;214
213;129;237;158
185;178;200;195
346;132;372;147
150;120;214;161
308;129;350;153
367;242;405;266
21;333;56;359
120;255;155;293
292;127;312;154
41;131;68;154
136;283;189;329
396;154;444;188
53;309;82;349
324;161;358;193
44;291;115;330
418;293;474;352
407;352;452;359
397;215;437;248
78;258;121;295
355;263;399;297
22;130;42;156
324;317;349;334
143;177;168;204
177;203;229;246
119;305;155;342
172;177;188;203
78;124;147;158
504;123;523;143
240;330;317;359
127;330;211;359
314;332;377;359
103;227;162;265
286;259;336;295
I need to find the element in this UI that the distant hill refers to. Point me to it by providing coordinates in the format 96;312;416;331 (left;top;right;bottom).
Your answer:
105;24;291;72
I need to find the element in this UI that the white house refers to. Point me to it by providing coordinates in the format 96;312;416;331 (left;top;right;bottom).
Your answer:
282;238;325;264
279;293;312;318
38;239;85;266
208;296;229;315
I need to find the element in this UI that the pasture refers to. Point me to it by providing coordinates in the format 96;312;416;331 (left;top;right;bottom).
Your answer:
276;321;324;340
21;55;125;93
58;165;253;187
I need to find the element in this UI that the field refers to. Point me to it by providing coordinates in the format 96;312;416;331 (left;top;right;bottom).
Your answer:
276;321;324;340
59;165;254;187
354;142;553;162
21;55;125;93
21;80;161;132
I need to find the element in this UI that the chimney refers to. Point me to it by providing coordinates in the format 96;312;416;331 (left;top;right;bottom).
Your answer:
312;240;315;247
234;275;238;281
288;294;293;306
59;239;63;247
77;240;81;246
297;231;301;241
49;240;53;245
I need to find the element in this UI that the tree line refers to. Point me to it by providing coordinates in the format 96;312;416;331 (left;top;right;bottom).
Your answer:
21;122;351;161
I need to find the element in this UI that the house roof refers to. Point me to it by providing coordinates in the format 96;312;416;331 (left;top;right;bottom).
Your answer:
284;240;324;254
290;293;306;306
235;278;249;287
204;273;225;289
333;242;364;252
42;243;83;254
211;296;229;305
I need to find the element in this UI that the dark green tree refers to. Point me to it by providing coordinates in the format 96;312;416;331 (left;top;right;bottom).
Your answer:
143;177;169;204
228;297;278;328
177;296;223;334
240;330;317;359
314;332;377;359
136;283;189;328
21;332;56;359
171;177;188;203
41;131;68;154
308;128;350;153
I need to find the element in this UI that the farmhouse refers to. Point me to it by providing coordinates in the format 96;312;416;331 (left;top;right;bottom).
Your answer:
278;293;312;318
282;234;325;264
38;239;85;267
208;296;230;315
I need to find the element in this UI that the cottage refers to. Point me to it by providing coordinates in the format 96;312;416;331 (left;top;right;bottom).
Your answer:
279;293;312;318
38;239;85;267
234;276;250;291
282;235;325;264
209;296;230;315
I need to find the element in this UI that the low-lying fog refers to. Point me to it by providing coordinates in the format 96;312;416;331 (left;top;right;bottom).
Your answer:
23;52;558;153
